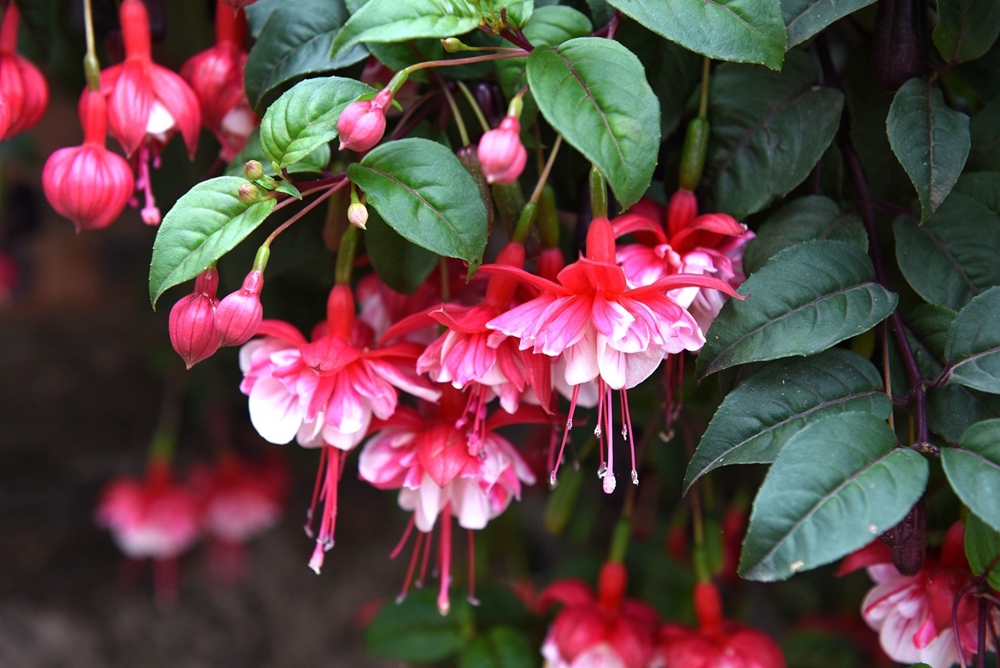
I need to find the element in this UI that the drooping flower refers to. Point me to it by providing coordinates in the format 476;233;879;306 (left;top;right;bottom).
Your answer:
238;284;439;572
478;114;527;185
539;561;660;668
180;2;256;161
42;89;135;232
484;216;739;492
614;191;753;332
843;524;993;668
359;385;541;614
168;267;222;368
337;87;394;152
657;582;786;668
101;0;201;224
215;269;264;347
0;3;48;139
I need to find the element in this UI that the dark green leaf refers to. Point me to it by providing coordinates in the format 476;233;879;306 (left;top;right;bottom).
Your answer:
365;210;440;294
942;418;1000;531
225;131;331;178
886;78;971;222
149;178;277;307
259;77;374;170
347;138;488;267
934;0;1000;64
954;171;1000;215
331;0;482;58
945;286;1000;394
365;589;473;663
965;513;1000;591
969;100;1000;172
588;0;612;25
458;626;535;668
740;412;928;581
685;350;891;491
697;240;898;378
781;631;865;668
703;52;844;219
781;0;877;49
743;196;867;275
244;0;368;111
526;37;660;209
893;194;1000;311
908;304;958;358
606;0;787;69
15;0;55;58
245;0;281;37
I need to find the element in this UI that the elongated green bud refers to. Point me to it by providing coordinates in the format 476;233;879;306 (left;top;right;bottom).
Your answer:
679;117;710;191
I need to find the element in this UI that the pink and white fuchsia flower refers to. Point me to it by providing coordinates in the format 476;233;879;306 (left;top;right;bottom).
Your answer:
482;216;739;492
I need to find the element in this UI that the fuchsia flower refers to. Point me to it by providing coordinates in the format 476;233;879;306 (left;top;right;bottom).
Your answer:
42;89;135;232
215;269;264;347
239;284;439;572
168;267;222;368
95;460;202;605
101;0;201;225
656;582;786;668
539;561;660;668
478;114;527;185
359;385;541;614
180;2;256;161
483;216;739;492
337;87;393;152
842;524;993;668
0;3;48;139
614;191;752;331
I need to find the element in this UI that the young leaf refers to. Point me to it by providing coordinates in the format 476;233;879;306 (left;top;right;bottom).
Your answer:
490;0;534;28
886;78;971;223
149;178;277;308
526;37;660;209
684;350;892;491
365;210;439;295
965;513;1000;591
933;0;1000;64
743;195;867;275
782;0;877;49
226;131;331;178
331;0;482;58
696;241;898;378
942;419;1000;532
364;588;473;663
740;412;928;581
244;0;368;111
945;286;1000;395
259;77;374;170
347;138;488;268
703;52;844;219
606;0;786;70
458;626;535;668
893;194;1000;311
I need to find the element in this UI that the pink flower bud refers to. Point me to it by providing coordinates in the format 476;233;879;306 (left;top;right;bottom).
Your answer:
477;115;527;185
347;201;368;229
169;268;221;368
337;89;392;152
0;4;48;139
215;270;264;347
667;188;698;238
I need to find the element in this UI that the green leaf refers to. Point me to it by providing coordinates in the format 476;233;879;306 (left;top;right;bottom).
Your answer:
245;0;282;37
743;196;867;275
685;350;891;491
458;626;535;668
606;0;786;69
934;0;1000;64
225;131;331;178
945;286;1000;394
526;37;660;209
740;412;928;581
781;0;877;49
909;304;958;359
365;209;440;294
697;240;898;378
490;0;534;27
703;52;844;219
970;100;1000;172
347;138;488;268
332;0;482;59
886;78;971;223
954;171;1000;215
149;178;277;308
365;589;473;663
368;39;444;78
244;0;368;111
15;0;56;58
942;419;1000;532
259;77;374;170
965;513;1000;591
893;193;1000;311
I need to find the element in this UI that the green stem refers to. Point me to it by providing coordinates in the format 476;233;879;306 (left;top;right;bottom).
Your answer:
403;51;527;77
335;225;358;286
608;518;631;564
529;135;562;205
264;180;347;247
148;368;185;464
82;0;101;90
589;166;608;218
698;57;711;119
456;80;491;133
441;83;470;146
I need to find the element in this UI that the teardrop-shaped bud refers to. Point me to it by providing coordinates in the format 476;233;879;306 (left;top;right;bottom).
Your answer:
337;89;393;152
169;268;221;368
477;115;527;185
215;269;264;346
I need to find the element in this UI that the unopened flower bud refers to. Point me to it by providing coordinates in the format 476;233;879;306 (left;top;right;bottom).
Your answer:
347;201;368;230
337;89;393;152
215;269;264;347
477;115;527;185
667;189;698;238
238;182;261;204
441;38;466;53
169;268;221;368
244;160;265;181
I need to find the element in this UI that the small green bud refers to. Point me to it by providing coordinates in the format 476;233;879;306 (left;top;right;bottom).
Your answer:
348;202;369;230
238;182;261;204
441;38;466;53
244;160;265;181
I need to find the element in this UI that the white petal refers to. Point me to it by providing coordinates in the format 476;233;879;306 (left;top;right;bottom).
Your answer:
248;377;303;444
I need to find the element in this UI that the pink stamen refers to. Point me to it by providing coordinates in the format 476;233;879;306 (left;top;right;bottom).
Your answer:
621;389;638;485
137;146;160;225
467;529;479;606
307;446;341;574
603;385;616;494
550;384;580;486
390;515;416;560
397;531;425;603
438;503;452;615
417;524;434;587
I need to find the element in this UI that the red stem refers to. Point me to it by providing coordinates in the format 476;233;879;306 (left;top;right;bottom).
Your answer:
0;2;18;55
215;1;246;46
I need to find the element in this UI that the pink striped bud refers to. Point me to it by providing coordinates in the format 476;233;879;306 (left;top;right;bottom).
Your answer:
477;115;527;185
337;89;393;152
215;269;264;347
169;268;221;368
